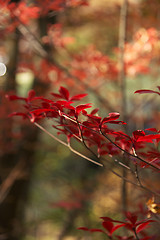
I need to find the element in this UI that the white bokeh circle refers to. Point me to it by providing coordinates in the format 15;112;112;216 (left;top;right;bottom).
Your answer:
0;63;7;76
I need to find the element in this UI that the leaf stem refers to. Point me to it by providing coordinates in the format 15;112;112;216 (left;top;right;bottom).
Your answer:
134;229;140;240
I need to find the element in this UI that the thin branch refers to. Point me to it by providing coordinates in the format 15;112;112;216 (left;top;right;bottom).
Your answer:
49;112;160;171
76;117;101;161
35;123;160;197
50;116;136;173
99;125;160;171
134;229;140;240
34;122;103;167
134;163;142;186
106;164;160;197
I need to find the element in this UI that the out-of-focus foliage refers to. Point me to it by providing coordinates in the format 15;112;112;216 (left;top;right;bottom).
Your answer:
1;0;160;239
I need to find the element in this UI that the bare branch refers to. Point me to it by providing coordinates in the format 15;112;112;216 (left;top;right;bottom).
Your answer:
34;122;103;167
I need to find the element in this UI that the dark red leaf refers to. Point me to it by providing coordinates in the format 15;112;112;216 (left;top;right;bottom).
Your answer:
89;228;104;233
107;120;126;125
125;212;137;224
6;94;26;101
135;89;160;95
8;112;28;119
28;89;36;101
102;221;114;233
59;86;70;100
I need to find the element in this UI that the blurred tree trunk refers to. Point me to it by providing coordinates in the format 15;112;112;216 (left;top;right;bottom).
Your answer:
0;15;56;239
118;0;128;215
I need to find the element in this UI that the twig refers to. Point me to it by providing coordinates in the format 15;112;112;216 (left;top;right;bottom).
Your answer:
35;122;160;197
134;229;140;240
99;124;160;171
49;116;135;173
34;122;103;167
76;117;101;161
106;163;160;197
48;113;160;171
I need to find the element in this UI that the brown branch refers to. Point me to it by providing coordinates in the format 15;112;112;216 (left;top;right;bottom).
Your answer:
51;115;135;173
106;163;160;197
34;122;103;167
35;122;160;197
49;112;160;171
99;125;160;171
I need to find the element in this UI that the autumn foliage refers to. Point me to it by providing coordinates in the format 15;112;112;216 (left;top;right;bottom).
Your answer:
1;0;160;239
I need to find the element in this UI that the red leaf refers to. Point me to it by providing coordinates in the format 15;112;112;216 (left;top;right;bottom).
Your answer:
70;93;88;101
106;120;126;125
75;104;92;114
59;86;70;100
111;224;126;234
77;227;104;233
8;112;28;119
133;130;145;140
102;112;121;123
135;89;160;95
102;221;114;233
6;94;26;101
89;228;104;233
109;112;120;118
137;134;160;143
136;222;150;233
125;212;138;224
51;93;63;98
90;108;99;115
28;89;36;101
101;217;124;224
146;128;159;132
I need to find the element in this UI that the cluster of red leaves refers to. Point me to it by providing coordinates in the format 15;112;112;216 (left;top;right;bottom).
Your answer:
0;0;88;34
7;86;160;170
42;23;75;49
66;45;118;86
78;211;155;239
0;1;40;33
36;0;88;15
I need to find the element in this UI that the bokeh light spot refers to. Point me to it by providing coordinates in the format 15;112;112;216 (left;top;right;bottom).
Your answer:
0;63;7;76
